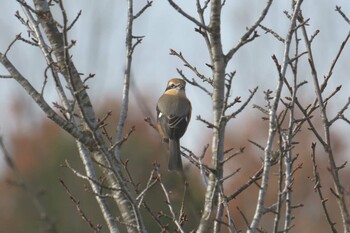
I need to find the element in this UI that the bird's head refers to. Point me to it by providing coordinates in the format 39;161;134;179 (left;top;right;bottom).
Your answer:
165;78;186;94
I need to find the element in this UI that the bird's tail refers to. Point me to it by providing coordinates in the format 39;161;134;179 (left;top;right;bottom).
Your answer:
168;139;183;171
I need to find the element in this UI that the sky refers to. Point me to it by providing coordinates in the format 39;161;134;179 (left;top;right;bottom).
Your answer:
1;0;350;172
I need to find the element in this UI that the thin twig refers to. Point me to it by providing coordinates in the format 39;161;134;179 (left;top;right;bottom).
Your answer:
168;0;209;31
136;171;158;205
197;115;217;129
156;168;185;233
259;24;285;43
195;0;213;63
335;5;350;25
4;33;22;56
220;147;245;165
310;143;337;233
226;0;273;61
227;166;263;201
176;68;212;96
224;86;259;121
171;49;212;84
59;179;102;232
249;1;303;231
321;30;350;92
133;0;153;19
329;97;350;126
299;10;350;231
67;10;82;31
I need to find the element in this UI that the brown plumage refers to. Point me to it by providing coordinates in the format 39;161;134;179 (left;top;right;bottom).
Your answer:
156;78;191;171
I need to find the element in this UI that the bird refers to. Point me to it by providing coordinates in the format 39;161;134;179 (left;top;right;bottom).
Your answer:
156;78;192;171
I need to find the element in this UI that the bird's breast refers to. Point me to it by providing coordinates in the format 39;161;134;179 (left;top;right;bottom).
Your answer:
157;93;190;117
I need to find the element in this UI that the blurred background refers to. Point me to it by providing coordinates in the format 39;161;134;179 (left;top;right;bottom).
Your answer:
0;0;350;232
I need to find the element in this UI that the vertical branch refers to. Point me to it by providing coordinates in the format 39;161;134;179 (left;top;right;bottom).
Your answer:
76;143;120;233
156;169;185;233
310;143;337;232
299;13;350;232
249;1;303;232
282;132;292;231
195;0;213;64
31;4;125;228
114;0;133;159
197;1;226;232
110;1;151;231
168;1;274;232
30;1;147;232
283;29;300;231
20;3;70;112
272;145;284;233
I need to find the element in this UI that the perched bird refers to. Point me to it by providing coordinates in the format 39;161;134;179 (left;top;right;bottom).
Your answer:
156;78;192;171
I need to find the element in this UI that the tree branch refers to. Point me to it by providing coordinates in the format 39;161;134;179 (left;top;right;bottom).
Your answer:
249;1;303;231
168;0;210;31
225;0;273;62
299;11;350;231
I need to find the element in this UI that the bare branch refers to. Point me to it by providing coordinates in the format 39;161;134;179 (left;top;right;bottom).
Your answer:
0;75;14;78
0;53;95;147
176;68;212;97
249;1;303;231
335;5;350;25
4;33;22;56
299;10;350;231
259;24;285;43
109;126;135;152
321;30;350;92
17;0;37;13
237;206;250;230
156;168;185;233
67;10;82;31
220;167;241;182
196;0;213;63
196;115;217;129
59;179;102;232
310;143;337;232
323;85;342;105
220;147;245;165
170;49;213;84
133;0;153;20
226;0;273;62
224;86;259;121
180;145;214;177
329;97;350;126
309;29;320;44
168;0;210;31
227;166;263;201
136;170;157;205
